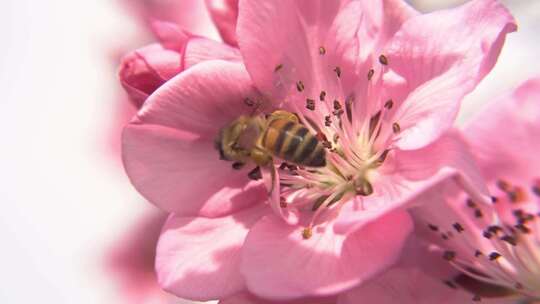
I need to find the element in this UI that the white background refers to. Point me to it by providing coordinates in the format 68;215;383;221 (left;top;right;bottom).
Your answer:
0;0;538;303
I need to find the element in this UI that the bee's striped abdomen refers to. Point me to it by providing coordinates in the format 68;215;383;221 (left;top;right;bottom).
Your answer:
262;119;326;167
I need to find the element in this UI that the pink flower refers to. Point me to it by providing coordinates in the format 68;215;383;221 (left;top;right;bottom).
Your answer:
119;22;241;107
410;77;540;301
121;0;516;301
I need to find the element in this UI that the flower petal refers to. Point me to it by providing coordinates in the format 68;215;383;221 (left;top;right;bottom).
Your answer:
183;36;242;70
237;0;347;99
240;210;412;299
465;76;540;180
205;0;239;46
156;204;268;301
219;291;336;304
122;123;266;216
119;43;182;107
384;0;516;149
134;60;258;139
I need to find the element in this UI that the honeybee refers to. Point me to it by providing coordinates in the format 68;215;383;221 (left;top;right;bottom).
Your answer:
215;110;327;169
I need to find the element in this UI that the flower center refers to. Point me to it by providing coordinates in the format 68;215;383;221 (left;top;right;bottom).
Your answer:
270;51;403;236
427;178;540;300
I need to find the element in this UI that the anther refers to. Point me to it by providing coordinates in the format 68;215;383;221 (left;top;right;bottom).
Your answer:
333;100;342;110
354;179;374;196
491;196;498;203
488;252;501;261
515;224;531;234
474;209;483;218
392;122;401;134
274;64;283;72
441;233;449;240
515;282;523;290
466;199;477;208
334;66;341;78
367;69;375;80
507;186;527;203
444;280;458;289
453;223;464;233
324;115;332;127
319;46;326;55
428;223;439;231
319;91;326;101
232;162;245;170
302;227;313;239
369;111;382;137
306;98;315;111
296;81;305;92
474;250;483;257
501;235;517;246
315;132;327;142
384;99;394;109
280;196;287;208
379;54;389;65
248;166;262;180
244;98;255;107
532;179;540;196
443;250;456;261
322;141;332;149
333;134;339;143
496;179;511;192
483;231;493;239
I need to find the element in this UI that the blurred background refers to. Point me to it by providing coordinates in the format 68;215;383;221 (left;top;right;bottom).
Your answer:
0;0;538;303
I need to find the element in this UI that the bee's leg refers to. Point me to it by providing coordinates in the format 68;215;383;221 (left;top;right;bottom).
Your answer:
250;148;272;167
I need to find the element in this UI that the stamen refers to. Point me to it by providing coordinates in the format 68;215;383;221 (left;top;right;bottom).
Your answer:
306;98;315;111
319;46;326;55
334;66;342;78
428;223;439;231
443;250;457;261
324;115;332;127
367;69;375;80
302;227;312;239
274;64;283;72
384;99;393;109
319;91;326;101
453;223;465;233
392;122;401;134
379;54;389;66
532;179;540;196
244;97;255;106
296;81;305;92
488;252;501;261
496;179;511;192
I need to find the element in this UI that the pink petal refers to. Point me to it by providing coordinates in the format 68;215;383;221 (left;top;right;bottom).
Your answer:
338;267;479;304
206;0;239;46
219;291;337;304
134;60;257;139
236;0;346;98
119;44;182;108
384;0;516;150
183;36;242;70
151;21;191;52
240;211;412;300
465;76;540;180
156;204;268;301
122;123;266;216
